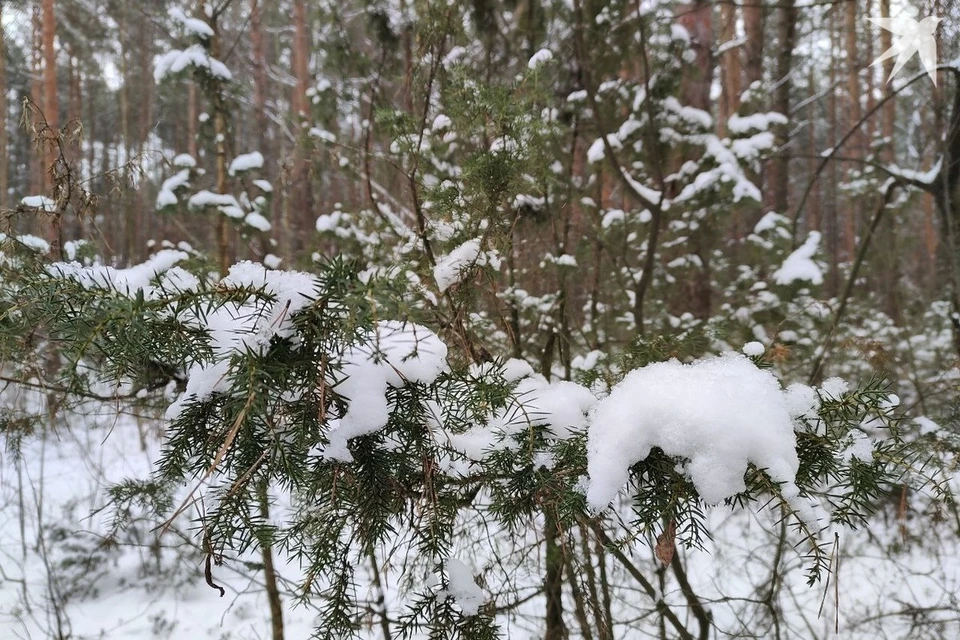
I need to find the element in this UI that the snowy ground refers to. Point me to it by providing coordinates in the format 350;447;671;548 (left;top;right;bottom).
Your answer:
3;396;959;639
0;408;323;639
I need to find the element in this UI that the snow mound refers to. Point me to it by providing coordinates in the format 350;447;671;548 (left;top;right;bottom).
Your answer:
154;44;232;83
433;238;484;292
20;195;56;211
774;231;823;286
156;169;191;208
447;373;596;462
319;321;449;462
444;559;483;616
586;353;801;510
228;151;265;176
49;250;189;296
527;48;554;69
165;262;319;420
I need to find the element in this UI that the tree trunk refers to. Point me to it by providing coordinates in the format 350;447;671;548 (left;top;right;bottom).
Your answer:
188;81;198;159
292;0;309;122
210;16;230;275
878;0;899;320
742;0;764;90
291;0;312;254
119;0;133;260
740;0;765;233
677;0;714;318
767;0;797;215
41;0;59;256
879;0;894;163
0;0;8;211
137;13;154;258
543;513;566;640
30;5;44;197
86;69;96;193
844;0;861;260
250;0;268;150
717;2;741;137
676;0;713;113
258;483;285;640
66;51;80;239
806;68;822;233
42;0;57;143
827;11;840;295
864;0;875;141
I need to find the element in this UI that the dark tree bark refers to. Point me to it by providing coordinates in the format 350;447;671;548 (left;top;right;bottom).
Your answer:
767;0;797;216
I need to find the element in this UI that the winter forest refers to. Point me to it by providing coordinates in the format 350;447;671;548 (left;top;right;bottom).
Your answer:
1;0;960;637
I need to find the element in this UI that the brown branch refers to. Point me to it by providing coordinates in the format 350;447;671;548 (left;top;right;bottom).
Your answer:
807;181;898;383
791;66;960;244
589;520;694;640
671;553;712;640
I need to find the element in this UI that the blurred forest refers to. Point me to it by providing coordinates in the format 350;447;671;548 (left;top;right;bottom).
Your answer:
0;0;956;311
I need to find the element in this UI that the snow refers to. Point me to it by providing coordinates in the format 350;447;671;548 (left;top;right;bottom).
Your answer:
502;358;534;382
731;131;776;161
623;171;663;206
63;239;87;260
880;393;900;410
318;321;449;462
166;263;320;420
674;136;760;203
742;341;765;357
220;204;246;219
172;153;197;168
20;195;56;211
727;112;788;135
9;234;50;252
446;372;595;462
601;208;625;228
587;135;622;164
527;48;554;69
572;350;605;371
444;559;483;616
168;7;214;38
0;416;322;640
244;212;271;232
156;169;191;208
48;250;189;296
914;416;940;435
754;211;789;234
434;238;484;292
671;24;690;42
431;114;452;131
821;377;849;399
228;151;265;175
316;212;343;232
782;383;817;419
253;179;273;192
663;96;713;130
308;127;337;142
442;45;467;67
263;253;282;269
586;353;803;509
774;231;824;286
188;190;240;210
154;44;233;83
885;157;942;185
841;430;874;464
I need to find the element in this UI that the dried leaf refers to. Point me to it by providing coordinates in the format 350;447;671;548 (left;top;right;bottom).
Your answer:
655;519;677;566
